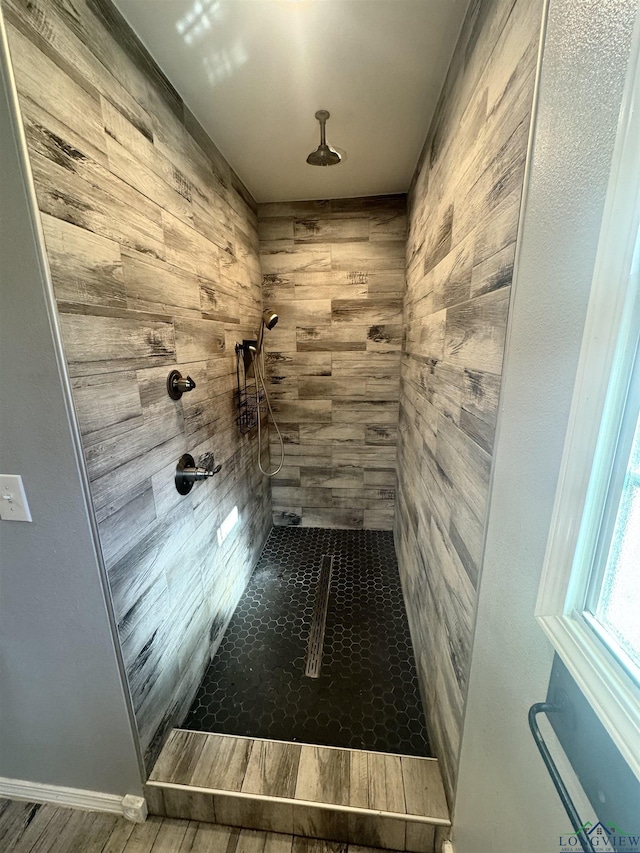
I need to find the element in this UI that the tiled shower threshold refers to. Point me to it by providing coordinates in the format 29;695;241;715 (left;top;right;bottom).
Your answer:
182;528;431;757
145;730;450;852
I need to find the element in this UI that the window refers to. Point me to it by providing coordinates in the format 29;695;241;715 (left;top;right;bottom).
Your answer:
585;389;640;681
536;32;640;781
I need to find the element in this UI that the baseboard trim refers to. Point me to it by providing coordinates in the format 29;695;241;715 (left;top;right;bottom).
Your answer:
0;777;147;821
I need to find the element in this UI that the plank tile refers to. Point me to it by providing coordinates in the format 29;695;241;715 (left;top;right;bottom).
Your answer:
347;814;405;851
179;823;241;853
348;751;369;810
41;213;126;309
295;746;350;807
235;829;269;853
271;300;332;327
144;785;166;817
190;734;252;791
214;795;294;836
147;818;190;852
242;741;301;798
404;823;436;853
292;805;349;844
117;815;164;852
28;808;117;853
60;307;176;376
71;372;143;446
298;425;366;445
105;133;194;230
292;840;346;853
366;752;405;813
174;318;226;364
400;758;449;819
331;299;402;326
294;217;369;244
330;241;405;272
162;790;216;823
0;801;57;851
271;400;332;424
5;21;107;162
297;508;364;529
121;250;202;317
260;244;332;275
300;466;364;489
149;730;208;784
6;0;154;138
259;218;294;241
101;816;137;853
264;832;294;853
28;143;165;257
443;288;511;374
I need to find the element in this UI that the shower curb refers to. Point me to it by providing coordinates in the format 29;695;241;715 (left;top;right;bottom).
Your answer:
145;730;450;853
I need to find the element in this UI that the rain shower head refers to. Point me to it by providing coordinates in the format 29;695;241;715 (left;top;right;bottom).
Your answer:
306;110;341;167
262;308;278;330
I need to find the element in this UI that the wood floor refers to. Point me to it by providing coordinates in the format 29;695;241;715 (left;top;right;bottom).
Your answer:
0;798;406;853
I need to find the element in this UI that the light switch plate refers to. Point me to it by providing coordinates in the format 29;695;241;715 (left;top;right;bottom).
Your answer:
0;474;33;522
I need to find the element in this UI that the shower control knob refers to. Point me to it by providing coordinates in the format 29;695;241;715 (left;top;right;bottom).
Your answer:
167;369;196;400
175;454;222;495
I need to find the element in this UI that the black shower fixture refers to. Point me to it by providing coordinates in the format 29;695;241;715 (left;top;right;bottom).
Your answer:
167;369;196;400
175;453;221;495
306;110;341;166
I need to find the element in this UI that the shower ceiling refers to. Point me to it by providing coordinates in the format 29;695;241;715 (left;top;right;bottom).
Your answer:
112;0;470;203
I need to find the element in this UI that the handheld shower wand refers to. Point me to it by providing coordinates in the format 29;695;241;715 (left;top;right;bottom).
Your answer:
252;309;284;477
256;308;278;355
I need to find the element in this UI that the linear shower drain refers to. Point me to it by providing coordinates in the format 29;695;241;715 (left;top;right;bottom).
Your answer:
304;555;333;679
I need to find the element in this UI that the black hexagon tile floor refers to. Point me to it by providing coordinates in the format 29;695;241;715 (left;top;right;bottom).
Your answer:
182;528;431;756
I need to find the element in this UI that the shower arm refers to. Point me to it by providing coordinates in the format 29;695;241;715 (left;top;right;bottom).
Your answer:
319;114;327;146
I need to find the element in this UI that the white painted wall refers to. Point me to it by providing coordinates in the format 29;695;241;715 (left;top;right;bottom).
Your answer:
0;15;143;797
452;1;638;851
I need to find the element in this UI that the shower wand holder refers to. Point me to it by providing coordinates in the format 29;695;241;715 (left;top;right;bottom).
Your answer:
240;339;258;377
175;453;222;495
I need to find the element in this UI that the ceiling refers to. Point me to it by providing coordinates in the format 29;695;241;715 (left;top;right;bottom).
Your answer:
113;0;469;203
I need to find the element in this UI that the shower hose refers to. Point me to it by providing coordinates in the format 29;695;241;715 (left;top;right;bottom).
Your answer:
252;344;285;477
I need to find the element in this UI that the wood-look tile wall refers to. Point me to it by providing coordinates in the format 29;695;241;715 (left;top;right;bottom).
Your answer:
258;198;406;530
396;0;543;802
5;0;271;770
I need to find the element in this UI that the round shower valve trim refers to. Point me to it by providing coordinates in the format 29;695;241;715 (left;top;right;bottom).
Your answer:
167;369;196;400
175;453;222;495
